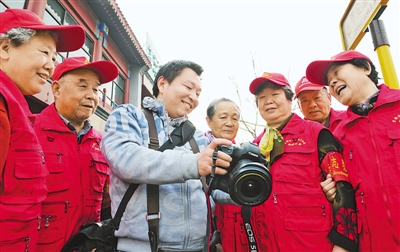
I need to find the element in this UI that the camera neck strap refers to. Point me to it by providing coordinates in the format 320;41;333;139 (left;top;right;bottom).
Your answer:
143;109;199;252
241;206;259;252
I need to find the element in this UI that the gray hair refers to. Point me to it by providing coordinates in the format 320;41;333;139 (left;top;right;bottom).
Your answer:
0;27;57;47
206;97;241;119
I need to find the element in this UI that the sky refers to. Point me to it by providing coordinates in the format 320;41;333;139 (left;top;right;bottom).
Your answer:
116;0;399;143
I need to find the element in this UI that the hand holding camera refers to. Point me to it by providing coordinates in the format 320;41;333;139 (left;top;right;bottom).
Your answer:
197;138;233;177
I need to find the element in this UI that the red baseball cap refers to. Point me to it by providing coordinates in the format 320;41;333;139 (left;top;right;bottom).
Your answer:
0;8;85;52
306;50;371;85
249;72;290;95
52;57;119;84
294;76;325;99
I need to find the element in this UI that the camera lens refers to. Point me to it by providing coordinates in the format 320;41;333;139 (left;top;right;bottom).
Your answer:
228;160;272;206
241;178;262;198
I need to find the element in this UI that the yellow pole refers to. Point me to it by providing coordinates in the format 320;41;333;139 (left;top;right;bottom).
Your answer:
375;45;399;89
369;19;399;89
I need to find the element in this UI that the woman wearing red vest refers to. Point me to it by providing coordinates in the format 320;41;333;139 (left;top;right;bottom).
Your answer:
0;8;84;251
307;50;400;251
249;72;358;251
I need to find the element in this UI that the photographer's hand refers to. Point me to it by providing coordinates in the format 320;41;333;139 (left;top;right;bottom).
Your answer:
198;138;232;177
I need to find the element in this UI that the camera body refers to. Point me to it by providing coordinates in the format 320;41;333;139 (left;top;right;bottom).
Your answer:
208;141;272;207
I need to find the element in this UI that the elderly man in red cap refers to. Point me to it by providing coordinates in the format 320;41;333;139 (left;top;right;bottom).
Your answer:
0;8;84;251
33;57;118;251
306;50;400;251
295;76;345;132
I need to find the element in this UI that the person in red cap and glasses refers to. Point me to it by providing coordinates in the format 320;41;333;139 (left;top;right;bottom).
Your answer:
295;76;345;132
249;72;357;252
0;8;84;251
306;50;400;251
32;56;118;251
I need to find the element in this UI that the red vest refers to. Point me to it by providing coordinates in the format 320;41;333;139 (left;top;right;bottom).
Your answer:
253;114;333;251
34;103;109;252
0;70;48;251
214;203;250;251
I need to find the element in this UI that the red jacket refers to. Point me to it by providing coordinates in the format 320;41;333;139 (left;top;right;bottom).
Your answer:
333;84;400;251
34;103;109;251
253;114;333;251
0;70;48;252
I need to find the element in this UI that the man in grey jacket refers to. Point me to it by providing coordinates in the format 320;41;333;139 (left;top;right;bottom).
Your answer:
101;60;232;252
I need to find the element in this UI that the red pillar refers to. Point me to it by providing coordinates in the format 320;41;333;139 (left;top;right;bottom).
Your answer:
26;0;47;19
93;37;103;62
124;75;131;104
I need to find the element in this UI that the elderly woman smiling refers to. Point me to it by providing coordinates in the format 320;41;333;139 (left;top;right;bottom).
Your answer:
204;98;248;252
249;72;357;252
0;8;84;251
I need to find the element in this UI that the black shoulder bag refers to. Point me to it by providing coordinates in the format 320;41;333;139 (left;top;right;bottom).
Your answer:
61;109;197;252
61;182;139;252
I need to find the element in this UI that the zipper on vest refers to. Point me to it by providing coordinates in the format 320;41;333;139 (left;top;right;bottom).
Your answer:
25;237;30;252
45;215;52;228
349;150;353;161
321;205;326;217
64;201;69;213
273;194;277;204
37;216;41;230
57;153;62;163
360;192;364;204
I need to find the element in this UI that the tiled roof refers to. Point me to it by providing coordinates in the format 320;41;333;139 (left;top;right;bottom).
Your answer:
86;0;151;68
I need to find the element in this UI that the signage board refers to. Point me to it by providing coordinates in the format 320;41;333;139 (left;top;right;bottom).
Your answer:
340;0;388;50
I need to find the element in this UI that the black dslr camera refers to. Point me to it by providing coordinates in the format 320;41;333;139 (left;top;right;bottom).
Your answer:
208;141;272;207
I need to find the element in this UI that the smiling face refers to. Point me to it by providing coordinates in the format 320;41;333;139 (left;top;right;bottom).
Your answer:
52;68;100;128
206;101;240;141
0;32;56;95
298;88;331;125
326;63;378;106
157;67;202;118
256;86;292;128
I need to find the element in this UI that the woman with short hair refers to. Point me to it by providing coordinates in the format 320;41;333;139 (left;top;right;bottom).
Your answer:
306;50;400;251
249;72;357;251
205;97;249;252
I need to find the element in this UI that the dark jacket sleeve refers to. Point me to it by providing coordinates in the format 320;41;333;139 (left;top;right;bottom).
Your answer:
318;129;358;252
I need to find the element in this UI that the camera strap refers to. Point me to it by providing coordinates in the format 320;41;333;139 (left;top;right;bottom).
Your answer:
241;206;259;252
144;109;199;252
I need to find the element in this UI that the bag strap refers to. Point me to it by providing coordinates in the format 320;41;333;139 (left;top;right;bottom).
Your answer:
143;108;198;252
111;183;140;229
143;109;160;150
143;109;160;252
